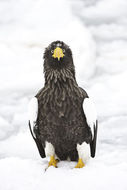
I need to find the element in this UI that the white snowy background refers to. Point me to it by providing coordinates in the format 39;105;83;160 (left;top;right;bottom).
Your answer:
0;0;127;189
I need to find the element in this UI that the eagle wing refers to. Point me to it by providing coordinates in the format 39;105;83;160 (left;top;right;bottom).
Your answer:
28;97;45;158
83;97;98;158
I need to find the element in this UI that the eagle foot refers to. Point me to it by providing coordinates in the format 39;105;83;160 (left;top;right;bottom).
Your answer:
75;158;85;168
48;156;58;168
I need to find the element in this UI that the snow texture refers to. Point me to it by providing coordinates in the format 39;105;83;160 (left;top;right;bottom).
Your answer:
0;0;127;189
83;97;97;137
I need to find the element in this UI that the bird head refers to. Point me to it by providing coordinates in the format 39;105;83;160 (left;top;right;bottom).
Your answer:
43;41;73;70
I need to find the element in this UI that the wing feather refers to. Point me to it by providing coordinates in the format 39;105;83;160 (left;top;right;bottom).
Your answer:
28;97;38;138
83;98;97;138
83;97;98;157
28;97;45;158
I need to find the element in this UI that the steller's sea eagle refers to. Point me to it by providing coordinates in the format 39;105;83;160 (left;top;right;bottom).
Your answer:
28;41;98;168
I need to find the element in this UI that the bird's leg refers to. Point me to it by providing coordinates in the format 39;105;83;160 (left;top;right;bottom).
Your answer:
48;155;58;167
75;142;90;168
45;142;58;168
75;158;85;168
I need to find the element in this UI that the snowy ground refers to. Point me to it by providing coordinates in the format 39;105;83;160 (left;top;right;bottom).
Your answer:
0;0;127;189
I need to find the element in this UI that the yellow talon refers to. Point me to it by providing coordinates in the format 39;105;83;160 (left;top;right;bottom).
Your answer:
48;156;58;168
75;158;85;168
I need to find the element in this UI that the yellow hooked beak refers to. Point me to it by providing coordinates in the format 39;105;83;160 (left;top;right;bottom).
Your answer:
52;47;64;61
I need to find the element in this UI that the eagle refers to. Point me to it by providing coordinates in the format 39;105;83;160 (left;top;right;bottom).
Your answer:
28;41;98;168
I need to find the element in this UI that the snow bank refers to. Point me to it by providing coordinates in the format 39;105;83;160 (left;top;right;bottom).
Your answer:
0;156;127;190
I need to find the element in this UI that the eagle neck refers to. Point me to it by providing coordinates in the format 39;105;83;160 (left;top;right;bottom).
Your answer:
43;68;83;98
44;68;76;86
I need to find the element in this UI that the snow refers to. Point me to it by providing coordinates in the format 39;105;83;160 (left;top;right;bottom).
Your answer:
0;0;127;189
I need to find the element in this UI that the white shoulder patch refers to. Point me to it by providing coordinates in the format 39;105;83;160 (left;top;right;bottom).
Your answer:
83;98;97;137
28;97;38;138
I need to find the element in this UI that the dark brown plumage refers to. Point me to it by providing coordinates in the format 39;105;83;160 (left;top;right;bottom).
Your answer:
29;40;97;162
